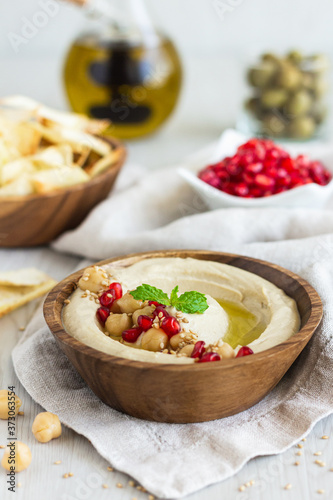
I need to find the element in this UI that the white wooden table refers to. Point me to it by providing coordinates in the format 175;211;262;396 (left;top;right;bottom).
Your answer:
1;56;333;500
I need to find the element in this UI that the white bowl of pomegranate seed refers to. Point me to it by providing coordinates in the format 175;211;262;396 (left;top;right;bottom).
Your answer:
179;130;333;210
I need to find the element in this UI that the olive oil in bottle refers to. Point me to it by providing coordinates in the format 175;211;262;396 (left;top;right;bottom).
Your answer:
63;0;182;139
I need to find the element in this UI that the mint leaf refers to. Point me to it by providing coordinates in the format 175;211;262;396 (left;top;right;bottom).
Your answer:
170;286;179;306
130;284;170;305
175;291;208;314
130;284;208;314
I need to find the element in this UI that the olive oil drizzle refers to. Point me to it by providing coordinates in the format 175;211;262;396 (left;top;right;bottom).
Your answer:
218;300;267;349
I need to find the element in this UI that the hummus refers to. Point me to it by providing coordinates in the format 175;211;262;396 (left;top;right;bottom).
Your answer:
63;257;300;364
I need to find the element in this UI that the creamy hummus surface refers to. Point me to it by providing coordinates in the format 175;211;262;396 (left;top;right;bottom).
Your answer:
62;257;300;364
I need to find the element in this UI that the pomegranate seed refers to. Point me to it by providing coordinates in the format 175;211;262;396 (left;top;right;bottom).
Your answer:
149;301;165;307
234;183;249;197
236;346;254;357
137;315;153;331
96;307;110;326
198;352;221;363
245;162;263;174
198;138;331;198
99;290;116;308
254;174;275;189
109;282;123;300
191;341;206;359
153;305;169;319
161;316;181;338
122;327;143;343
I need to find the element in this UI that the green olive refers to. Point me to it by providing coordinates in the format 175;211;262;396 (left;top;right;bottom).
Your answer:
260;88;288;109
300;72;315;90
286;50;303;65
244;97;263;118
275;62;301;90
311;102;327;124
312;76;328;97
288;116;316;138
261;53;281;65
247;62;276;88
285;90;313;116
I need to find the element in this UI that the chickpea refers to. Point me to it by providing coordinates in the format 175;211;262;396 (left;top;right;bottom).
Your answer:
78;266;109;293
178;344;195;357
132;306;154;325
0;390;21;420
105;313;132;337
169;333;184;350
216;342;235;359
141;328;168;352
32;412;61;443
110;300;122;313
1;441;31;472
116;292;143;314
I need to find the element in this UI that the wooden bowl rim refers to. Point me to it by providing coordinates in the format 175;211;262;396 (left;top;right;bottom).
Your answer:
0;136;126;203
43;250;323;373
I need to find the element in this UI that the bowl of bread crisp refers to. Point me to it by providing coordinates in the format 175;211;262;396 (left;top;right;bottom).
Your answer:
0;96;126;247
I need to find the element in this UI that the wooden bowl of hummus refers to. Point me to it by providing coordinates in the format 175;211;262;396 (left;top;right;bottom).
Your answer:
44;250;323;423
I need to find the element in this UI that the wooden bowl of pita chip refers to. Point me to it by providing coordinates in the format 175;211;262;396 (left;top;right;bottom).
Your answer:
0;96;126;247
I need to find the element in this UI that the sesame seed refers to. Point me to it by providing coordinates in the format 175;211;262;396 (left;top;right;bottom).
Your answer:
180;333;185;338
102;484;108;489
245;481;251;487
54;460;62;465
314;451;322;456
183;318;189;323
148;496;155;500
302;438;306;442
18;411;24;416
19;326;25;331
321;435;329;440
116;483;123;488
17;482;22;488
107;466;113;471
296;451;302;456
0;445;5;449
128;480;135;487
63;474;69;479
315;460;326;467
239;485;246;492
317;490;325;494
160;342;165;349
68;472;74;477
297;444;303;449
284;483;292;490
249;480;255;486
294;461;300;466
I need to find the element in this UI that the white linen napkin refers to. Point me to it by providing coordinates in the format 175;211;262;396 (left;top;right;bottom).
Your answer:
12;131;333;498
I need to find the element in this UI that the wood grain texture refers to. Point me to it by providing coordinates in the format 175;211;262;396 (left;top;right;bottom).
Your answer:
0;137;126;247
43;250;323;424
